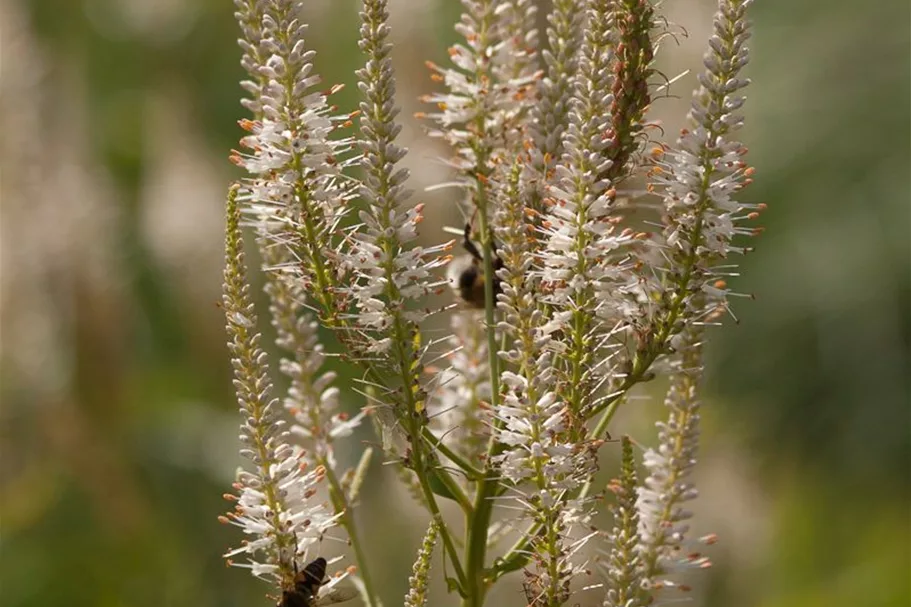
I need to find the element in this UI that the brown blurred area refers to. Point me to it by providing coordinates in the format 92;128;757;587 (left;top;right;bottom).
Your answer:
1;1;908;606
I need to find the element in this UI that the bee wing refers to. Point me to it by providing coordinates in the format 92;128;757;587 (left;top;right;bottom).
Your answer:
312;586;359;606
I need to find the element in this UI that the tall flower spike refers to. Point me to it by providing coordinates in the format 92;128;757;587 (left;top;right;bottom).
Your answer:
602;436;645;607
493;158;556;454
492;157;598;607
493;159;567;485
232;0;355;321
540;0;631;424
421;0;540;178
220;186;339;587
348;0;450;357
528;0;585;195
636;326;711;599
353;3;471;582
650;0;759;335
234;0;268;116
276;298;364;472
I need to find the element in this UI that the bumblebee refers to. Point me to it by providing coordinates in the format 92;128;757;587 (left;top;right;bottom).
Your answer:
447;222;503;308
278;557;356;607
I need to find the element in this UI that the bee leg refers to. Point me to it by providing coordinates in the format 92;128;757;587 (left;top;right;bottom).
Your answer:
463;222;484;261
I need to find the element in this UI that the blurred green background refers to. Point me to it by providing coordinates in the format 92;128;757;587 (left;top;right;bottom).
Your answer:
1;1;908;606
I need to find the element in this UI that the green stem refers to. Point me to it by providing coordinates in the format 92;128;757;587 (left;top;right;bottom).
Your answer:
320;458;379;607
387;313;469;590
461;178;502;607
422;428;484;481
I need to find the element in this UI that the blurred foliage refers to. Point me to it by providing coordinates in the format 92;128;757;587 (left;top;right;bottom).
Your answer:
1;1;908;607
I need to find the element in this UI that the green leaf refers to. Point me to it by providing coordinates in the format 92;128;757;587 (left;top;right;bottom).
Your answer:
491;554;528;578
427;467;456;501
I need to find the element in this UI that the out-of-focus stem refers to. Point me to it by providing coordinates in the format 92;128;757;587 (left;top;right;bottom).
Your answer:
320;457;379;607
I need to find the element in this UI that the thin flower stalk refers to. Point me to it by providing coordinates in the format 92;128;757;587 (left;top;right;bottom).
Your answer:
273;295;363;470
636;325;711;599
269;278;378;607
220;186;340;590
351;0;450;381
654;0;758;294
638;0;758;372
351;0;451;349
404;520;440;607
602;436;645;607
493;159;557;477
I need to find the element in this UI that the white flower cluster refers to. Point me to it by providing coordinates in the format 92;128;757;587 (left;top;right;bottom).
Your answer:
224;454;343;581
633;336;715;600
233;0;355;302
650;0;759;325
421;0;542;174
530;0;585;164
280;312;366;470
